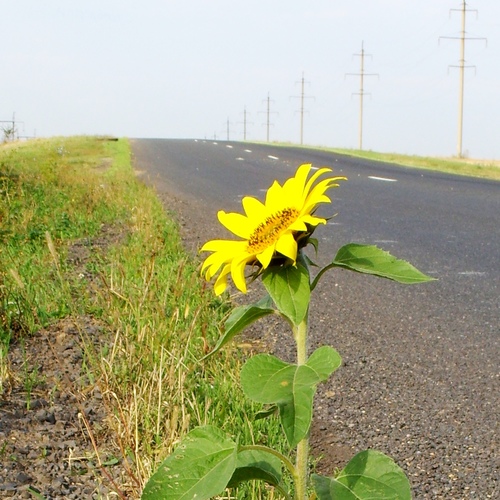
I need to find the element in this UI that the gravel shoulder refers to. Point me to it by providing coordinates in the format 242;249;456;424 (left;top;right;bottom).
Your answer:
0;317;128;499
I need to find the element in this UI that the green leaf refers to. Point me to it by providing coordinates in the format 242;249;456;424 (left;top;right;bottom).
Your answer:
227;449;282;489
312;450;412;500
331;243;436;284
254;405;279;420
202;295;274;360
141;426;237;500
241;348;341;447
240;354;296;405
278;382;315;446
262;263;311;325
306;346;342;380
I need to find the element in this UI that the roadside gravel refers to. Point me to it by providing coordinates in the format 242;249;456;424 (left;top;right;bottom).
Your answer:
0;318;129;499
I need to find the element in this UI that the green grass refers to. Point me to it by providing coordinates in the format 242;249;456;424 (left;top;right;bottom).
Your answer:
261;142;500;181
0;137;286;498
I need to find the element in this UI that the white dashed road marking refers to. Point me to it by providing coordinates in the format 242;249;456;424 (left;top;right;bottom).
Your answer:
368;176;397;182
267;155;279;160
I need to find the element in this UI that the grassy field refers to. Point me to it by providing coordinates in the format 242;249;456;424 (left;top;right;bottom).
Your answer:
0;137;285;498
265;142;500;181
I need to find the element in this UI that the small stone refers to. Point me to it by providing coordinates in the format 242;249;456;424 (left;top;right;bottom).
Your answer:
15;472;32;484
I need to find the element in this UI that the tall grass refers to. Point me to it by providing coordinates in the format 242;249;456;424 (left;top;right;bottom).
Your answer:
0;137;286;498
1;137;119;348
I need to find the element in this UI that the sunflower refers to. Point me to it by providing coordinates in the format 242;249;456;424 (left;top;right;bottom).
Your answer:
201;163;346;295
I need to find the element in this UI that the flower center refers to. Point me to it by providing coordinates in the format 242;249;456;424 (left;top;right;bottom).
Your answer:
248;207;298;253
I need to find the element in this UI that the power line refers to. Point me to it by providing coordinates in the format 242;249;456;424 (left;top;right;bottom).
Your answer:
440;0;487;158
345;42;378;150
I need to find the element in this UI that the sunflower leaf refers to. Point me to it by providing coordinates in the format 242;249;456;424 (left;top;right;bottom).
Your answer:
226;449;283;489
141;426;237;500
312;449;412;499
254;405;279;420
330;243;436;284
278;384;315;447
262;263;310;325
201;295;274;360
241;348;340;447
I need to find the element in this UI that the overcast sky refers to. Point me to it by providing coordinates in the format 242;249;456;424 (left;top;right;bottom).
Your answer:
1;1;499;159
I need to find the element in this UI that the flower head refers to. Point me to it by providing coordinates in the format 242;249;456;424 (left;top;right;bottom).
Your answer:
201;163;346;295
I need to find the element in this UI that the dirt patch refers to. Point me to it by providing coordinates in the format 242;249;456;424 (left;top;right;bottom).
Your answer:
0;318;129;499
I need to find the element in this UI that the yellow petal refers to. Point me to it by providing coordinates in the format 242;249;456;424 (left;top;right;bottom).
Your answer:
275;232;298;262
201;252;225;277
288;219;308;232
265;180;286;213
231;254;252;293
303;167;332;199
201;239;247;253
217;211;252;238
282;163;311;199
297;214;326;227
214;264;231;295
242;196;267;219
256;244;275;268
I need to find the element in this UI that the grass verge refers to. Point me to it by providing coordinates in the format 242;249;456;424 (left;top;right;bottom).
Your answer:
0;137;286;498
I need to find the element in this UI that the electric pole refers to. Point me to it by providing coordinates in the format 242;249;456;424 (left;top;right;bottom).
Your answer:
1;112;24;142
290;72;314;145
345;42;378;150
259;93;277;142
440;0;486;158
220;117;234;141
242;107;248;141
238;106;253;141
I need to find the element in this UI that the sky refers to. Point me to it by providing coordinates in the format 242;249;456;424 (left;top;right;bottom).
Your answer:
1;0;499;159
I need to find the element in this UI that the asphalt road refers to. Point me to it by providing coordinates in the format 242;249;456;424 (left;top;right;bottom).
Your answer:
132;138;499;499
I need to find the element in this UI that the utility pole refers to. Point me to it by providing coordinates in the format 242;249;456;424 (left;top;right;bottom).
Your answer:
440;0;486;158
242;107;248;141
1;112;24;142
259;93;277;142
345;42;378;150
221;117;234;141
238;106;253;141
290;72;314;145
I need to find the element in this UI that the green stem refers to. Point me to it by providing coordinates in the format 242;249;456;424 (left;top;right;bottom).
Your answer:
294;318;308;366
293;319;309;499
310;262;337;292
